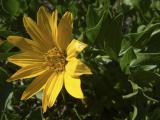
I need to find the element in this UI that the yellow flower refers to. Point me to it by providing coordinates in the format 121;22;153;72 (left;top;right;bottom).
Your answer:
7;6;92;112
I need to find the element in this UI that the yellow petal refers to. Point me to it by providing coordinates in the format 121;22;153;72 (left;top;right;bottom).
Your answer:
23;16;51;51
7;36;43;54
48;72;64;107
21;70;52;100
42;73;56;112
7;64;47;82
65;58;92;77
42;90;48;113
37;6;54;48
64;72;84;99
57;11;73;51
51;10;58;49
43;72;63;111
8;52;44;67
66;39;87;61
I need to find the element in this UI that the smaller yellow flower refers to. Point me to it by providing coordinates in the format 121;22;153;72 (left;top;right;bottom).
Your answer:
7;6;92;112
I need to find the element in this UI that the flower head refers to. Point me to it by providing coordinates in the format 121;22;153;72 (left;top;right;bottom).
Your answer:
7;6;92;112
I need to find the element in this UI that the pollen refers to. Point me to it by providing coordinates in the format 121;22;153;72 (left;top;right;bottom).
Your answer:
43;47;66;71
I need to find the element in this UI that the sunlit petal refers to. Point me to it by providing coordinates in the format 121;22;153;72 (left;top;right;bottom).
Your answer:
51;10;58;49
7;36;43;54
8;52;44;67
64;72;84;99
7;64;47;82
23;16;51;51
65;57;92;77
44;72;64;108
57;11;73;51
21;70;52;100
37;6;54;47
66;39;87;61
42;90;48;113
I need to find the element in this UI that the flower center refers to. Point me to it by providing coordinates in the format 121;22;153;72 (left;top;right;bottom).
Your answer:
43;47;66;71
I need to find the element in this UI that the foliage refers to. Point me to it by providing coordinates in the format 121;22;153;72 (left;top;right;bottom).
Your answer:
0;0;160;119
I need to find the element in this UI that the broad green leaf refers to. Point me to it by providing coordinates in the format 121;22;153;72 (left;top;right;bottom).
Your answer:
0;67;11;117
95;14;123;60
120;47;136;74
125;23;160;48
0;41;14;52
86;12;106;43
131;53;160;66
135;65;157;71
68;1;78;17
86;5;99;29
85;0;109;44
137;25;146;33
1;0;20;15
120;39;132;54
155;1;160;10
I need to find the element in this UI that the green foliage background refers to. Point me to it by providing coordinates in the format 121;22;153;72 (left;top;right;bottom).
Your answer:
0;0;160;119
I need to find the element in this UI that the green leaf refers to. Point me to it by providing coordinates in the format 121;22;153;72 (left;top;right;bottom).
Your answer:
131;53;160;66
120;39;132;54
0;41;14;52
85;0;109;44
68;1;78;17
1;0;20;15
0;67;12;117
125;23;160;48
95;13;123;60
86;5;99;29
86;12;106;43
135;65;157;71
120;47;136;74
